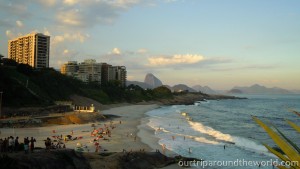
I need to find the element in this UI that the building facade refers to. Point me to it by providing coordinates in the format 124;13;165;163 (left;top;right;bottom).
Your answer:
77;59;102;83
61;61;79;76
8;33;50;68
60;60;126;86
109;66;127;87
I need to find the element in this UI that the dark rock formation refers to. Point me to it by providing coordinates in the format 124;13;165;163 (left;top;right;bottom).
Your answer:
0;149;91;169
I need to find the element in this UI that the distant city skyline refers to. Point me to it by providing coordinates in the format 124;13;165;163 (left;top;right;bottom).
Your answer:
0;0;299;90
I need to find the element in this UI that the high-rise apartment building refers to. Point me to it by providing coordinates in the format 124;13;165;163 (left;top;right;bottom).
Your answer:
109;66;127;87
8;33;50;68
61;61;79;76
101;63;112;85
60;60;126;86
78;59;102;83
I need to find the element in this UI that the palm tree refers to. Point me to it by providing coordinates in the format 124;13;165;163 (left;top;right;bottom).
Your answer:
253;111;300;169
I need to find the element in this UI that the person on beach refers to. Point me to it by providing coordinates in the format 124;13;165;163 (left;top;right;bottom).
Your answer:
14;136;19;152
30;137;36;152
172;136;175;141
8;136;14;152
162;144;166;154
0;138;3;152
224;145;226;150
24;137;29;154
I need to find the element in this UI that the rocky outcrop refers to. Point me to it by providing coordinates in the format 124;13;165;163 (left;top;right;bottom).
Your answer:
172;84;196;92
1;149;91;169
158;93;246;105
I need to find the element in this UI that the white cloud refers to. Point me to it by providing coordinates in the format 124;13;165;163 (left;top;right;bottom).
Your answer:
63;0;79;5
148;54;205;66
52;35;65;44
52;32;88;45
63;49;69;54
54;0;143;28
43;27;51;36
6;30;15;39
56;9;83;26
137;48;148;54
16;20;23;27
112;48;122;55
34;0;57;7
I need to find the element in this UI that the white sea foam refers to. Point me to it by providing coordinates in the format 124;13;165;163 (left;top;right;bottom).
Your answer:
188;121;234;142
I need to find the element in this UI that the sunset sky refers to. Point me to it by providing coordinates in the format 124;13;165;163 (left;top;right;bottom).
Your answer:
0;0;299;90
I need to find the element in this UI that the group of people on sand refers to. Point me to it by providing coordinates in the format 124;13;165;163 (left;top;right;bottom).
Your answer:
89;121;116;150
44;136;66;150
0;136;36;153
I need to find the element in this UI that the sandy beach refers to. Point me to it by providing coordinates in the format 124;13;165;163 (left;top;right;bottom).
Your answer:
0;104;184;168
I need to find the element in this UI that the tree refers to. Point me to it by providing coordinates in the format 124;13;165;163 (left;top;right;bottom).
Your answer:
153;86;172;99
253;111;300;168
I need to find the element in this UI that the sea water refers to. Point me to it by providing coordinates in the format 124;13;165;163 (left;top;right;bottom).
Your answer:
146;94;300;168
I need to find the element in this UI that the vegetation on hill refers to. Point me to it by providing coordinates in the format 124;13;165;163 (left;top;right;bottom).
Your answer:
0;60;173;107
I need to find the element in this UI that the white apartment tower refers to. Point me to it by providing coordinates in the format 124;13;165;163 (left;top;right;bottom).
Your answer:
78;59;102;83
8;33;50;68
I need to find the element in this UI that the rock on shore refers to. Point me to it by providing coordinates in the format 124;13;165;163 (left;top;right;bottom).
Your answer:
1;150;193;169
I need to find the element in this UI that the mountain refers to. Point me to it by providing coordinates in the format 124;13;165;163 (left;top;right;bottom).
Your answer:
127;81;153;89
144;73;163;88
227;89;243;94
172;84;196;92
231;84;293;94
192;85;217;94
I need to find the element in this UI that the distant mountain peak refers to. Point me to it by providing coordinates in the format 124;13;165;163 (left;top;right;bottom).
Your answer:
231;84;292;95
144;73;163;88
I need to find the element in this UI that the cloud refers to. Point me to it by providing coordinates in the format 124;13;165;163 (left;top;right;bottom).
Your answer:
211;64;277;71
56;9;83;27
16;20;23;27
43;27;51;36
6;30;16;39
0;1;31;19
33;0;57;7
54;0;142;28
63;49;69;54
112;48;122;55
63;0;79;6
148;54;205;66
52;32;89;44
137;48;148;54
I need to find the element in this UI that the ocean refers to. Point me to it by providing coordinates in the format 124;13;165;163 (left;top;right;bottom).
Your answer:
145;94;300;168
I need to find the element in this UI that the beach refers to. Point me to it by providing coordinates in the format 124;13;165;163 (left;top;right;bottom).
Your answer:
0;104;183;168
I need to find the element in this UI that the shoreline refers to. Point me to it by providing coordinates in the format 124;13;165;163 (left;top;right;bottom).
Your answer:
0;104;191;169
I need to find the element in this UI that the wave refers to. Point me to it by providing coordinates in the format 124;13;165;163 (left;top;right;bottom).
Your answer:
188;121;234;142
232;136;270;154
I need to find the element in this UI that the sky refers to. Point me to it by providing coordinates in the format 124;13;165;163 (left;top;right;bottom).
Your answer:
0;0;300;90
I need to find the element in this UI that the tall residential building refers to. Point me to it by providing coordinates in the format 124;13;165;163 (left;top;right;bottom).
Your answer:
60;60;126;85
109;66;127;87
77;59;102;83
101;63;112;85
8;33;50;68
61;61;79;76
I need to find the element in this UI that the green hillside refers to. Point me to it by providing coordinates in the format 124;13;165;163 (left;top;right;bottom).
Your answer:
0;61;173;107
